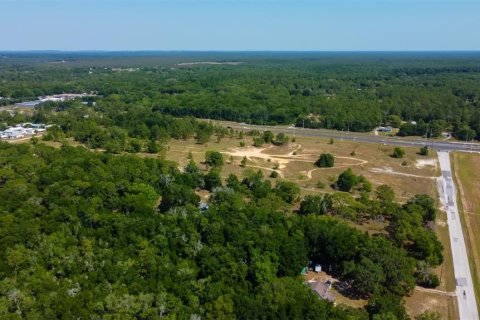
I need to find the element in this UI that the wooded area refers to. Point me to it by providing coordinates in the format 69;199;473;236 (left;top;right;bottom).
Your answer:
0;52;465;319
0;140;442;318
1;52;480;139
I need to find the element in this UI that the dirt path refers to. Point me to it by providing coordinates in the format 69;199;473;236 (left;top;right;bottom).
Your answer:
300;155;368;181
247;164;285;179
226;145;369;181
370;167;435;179
305;168;318;179
414;286;457;297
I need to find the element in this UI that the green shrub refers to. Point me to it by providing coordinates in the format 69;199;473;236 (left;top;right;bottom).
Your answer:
269;171;279;178
392;147;405;158
419;146;429;156
315;153;335;168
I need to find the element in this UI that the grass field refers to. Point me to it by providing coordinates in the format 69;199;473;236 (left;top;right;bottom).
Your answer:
405;289;458;319
166;134;439;200
451;152;480;310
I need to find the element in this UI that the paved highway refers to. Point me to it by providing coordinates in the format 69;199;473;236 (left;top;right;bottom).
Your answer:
221;122;480;153
438;151;479;320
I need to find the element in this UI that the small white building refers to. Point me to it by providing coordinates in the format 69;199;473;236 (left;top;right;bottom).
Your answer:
0;123;47;140
2;127;25;139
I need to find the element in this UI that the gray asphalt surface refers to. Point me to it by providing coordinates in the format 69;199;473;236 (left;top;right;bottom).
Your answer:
223;122;480;153
438;151;479;320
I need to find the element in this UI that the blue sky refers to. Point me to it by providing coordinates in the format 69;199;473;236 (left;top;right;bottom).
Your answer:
0;0;479;51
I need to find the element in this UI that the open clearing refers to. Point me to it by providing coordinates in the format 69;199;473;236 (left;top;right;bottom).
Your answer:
451;152;480;311
405;289;458;319
166;134;439;200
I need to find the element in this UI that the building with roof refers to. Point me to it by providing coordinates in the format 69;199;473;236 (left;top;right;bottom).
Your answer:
14;101;42;108
2;127;26;139
0;123;47;140
308;280;335;303
376;126;392;132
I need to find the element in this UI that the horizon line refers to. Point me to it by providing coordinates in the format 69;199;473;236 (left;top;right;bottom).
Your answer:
2;49;480;53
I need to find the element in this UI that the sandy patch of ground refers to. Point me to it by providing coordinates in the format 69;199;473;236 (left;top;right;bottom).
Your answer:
406;289;458;320
370;166;435;179
415;159;438;169
437;220;447;227
225;145;368;181
414;286;456;297
225;146;294;170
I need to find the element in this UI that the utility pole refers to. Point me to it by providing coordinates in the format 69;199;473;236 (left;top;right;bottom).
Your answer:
424;126;428;146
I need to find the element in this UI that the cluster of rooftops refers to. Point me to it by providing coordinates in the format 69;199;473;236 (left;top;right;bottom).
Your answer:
14;93;95;108
0;123;50;140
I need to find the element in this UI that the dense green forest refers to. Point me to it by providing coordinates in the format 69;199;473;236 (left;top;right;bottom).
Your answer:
1;52;480;139
0;139;442;319
0;52;459;318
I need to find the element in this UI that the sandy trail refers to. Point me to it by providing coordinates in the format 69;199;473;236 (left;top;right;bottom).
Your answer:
247;165;285;178
370;167;435;179
300;155;368;180
414;286;456;297
415;159;438;169
225;146;291;170
226;146;369;181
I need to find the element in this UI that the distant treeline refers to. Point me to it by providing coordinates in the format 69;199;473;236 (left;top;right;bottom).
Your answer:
1;52;480;139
